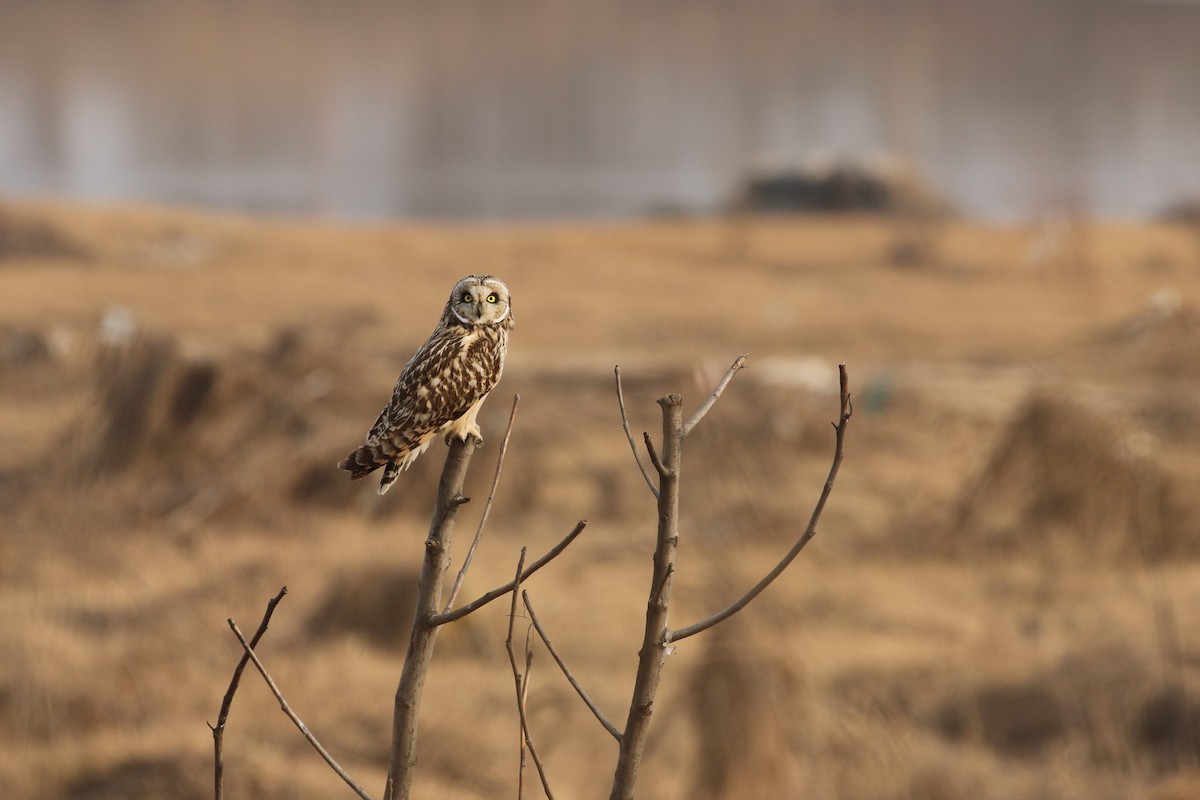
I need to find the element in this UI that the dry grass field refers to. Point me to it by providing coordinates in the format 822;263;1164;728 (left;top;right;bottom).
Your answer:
2;200;1200;799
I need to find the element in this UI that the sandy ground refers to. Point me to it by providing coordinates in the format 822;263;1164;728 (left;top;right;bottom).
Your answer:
2;200;1200;799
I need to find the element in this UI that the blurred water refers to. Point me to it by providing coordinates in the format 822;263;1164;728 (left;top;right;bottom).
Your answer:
0;0;1197;220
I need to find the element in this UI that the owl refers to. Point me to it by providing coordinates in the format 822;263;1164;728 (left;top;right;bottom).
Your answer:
338;275;514;495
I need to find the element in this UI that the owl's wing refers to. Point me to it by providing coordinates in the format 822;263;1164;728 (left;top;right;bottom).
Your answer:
368;327;502;451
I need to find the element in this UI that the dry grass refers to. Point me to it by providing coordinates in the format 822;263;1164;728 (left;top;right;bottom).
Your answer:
2;201;1200;798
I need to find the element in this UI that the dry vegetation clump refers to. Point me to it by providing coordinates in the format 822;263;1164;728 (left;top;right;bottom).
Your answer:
1140;771;1200;800
949;393;1197;562
0;204;90;262
54;755;210;800
40;323;381;532
0;325;56;367
1106;301;1200;380
929;648;1144;764
686;617;810;799
824;648;1200;799
934;677;1068;757
85;332;179;475
305;565;420;649
1131;683;1200;772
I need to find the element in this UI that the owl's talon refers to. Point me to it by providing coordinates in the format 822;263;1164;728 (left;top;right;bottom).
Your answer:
445;430;484;446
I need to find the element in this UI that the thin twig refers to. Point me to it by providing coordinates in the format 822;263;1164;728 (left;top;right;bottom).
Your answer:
614;366;659;499
519;624;536;800
507;551;528;799
643;432;667;477
667;363;852;644
524;591;621;742
228;620;373;800
505;550;556;800
652;563;674;606
681;354;748;437
429;519;588;627
211;587;288;800
444;394;521;614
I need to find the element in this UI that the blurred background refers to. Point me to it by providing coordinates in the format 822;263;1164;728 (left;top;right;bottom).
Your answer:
2;0;1200;220
3;2;1200;800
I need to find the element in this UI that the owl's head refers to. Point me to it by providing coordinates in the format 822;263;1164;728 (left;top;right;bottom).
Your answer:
446;275;514;329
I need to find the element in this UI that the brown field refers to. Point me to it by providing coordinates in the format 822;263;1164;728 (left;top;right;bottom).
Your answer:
2;200;1200;799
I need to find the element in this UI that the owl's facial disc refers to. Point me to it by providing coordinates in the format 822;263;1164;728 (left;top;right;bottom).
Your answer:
449;275;512;326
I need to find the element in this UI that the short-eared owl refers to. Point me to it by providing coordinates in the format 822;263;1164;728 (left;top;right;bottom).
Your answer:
338;275;514;495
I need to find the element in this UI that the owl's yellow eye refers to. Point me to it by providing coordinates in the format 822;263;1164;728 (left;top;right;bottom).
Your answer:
461;293;473;303
486;293;498;303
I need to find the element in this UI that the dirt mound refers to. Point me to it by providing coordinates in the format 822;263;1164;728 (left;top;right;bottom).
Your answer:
949;393;1197;561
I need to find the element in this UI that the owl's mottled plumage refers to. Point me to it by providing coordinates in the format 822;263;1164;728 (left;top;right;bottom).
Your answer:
338;275;514;495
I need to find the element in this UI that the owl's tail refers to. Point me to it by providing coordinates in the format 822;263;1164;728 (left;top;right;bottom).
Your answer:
338;445;404;496
338;445;386;479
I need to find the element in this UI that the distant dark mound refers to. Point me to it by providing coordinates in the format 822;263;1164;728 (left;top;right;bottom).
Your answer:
734;155;943;215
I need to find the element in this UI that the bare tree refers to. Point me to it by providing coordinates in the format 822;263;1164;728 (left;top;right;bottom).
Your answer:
516;358;852;800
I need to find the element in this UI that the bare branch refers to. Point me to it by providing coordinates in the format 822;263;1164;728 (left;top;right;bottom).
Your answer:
429;519;588;627
444;394;521;614
614;366;659;499
680;354;748;437
668;363;852;644
611;394;684;800
211;586;288;800
386;436;478;800
523;591;621;743
505;550;556;800
228;620;373;800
